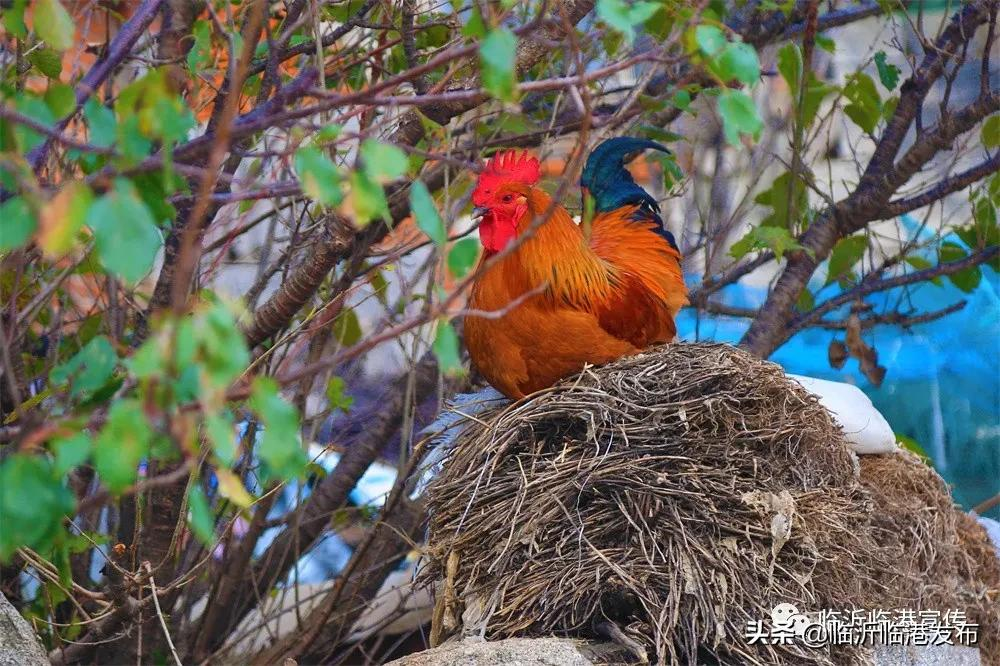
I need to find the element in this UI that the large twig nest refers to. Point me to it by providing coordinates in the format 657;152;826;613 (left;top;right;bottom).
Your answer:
423;343;998;665
859;450;1000;666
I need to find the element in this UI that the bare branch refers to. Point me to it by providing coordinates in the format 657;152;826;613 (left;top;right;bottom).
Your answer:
793;245;998;329
878;153;1000;219
705;300;968;330
240;214;355;347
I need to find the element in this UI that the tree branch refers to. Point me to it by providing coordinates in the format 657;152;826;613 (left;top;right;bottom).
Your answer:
240;214;355;347
878;153;1000;219
25;0;165;173
792;245;998;329
740;0;998;358
202;350;442;655
704;299;968;331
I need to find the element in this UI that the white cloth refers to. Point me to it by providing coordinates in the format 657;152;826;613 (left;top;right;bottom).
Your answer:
787;374;897;454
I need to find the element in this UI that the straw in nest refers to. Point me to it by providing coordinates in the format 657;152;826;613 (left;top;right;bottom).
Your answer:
425;343;882;665
423;343;997;665
859;450;1000;665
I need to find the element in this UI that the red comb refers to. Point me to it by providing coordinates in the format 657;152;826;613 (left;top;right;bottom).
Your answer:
474;150;540;203
483;150;540;184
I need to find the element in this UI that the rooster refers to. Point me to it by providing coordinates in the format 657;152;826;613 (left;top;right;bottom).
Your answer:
464;137;688;399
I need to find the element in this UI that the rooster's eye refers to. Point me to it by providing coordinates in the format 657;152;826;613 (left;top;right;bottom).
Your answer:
501;194;514;203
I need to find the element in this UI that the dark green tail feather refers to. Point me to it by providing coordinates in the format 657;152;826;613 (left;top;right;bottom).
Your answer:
580;137;677;250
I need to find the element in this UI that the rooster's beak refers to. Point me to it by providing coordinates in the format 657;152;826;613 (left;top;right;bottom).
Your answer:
471;207;489;220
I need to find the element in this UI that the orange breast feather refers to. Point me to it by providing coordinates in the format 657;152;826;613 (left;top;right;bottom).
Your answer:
465;191;687;399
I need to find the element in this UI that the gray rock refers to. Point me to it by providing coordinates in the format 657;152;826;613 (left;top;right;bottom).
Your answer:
0;593;48;666
387;638;985;666
385;637;629;666
872;644;981;666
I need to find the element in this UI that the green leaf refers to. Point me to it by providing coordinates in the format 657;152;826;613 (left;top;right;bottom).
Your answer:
717;90;763;146
86;179;162;283
694;24;726;56
325;376;354;413
776;42;803;98
940;242;981;292
462;5;487;38
361;139;408;181
801;74;837;128
187;20;213;72
754;171;808;229
479;28;518;101
873;51;900;90
28;47;63;79
939;241;966;264
433;319;463;375
602;29;624;58
447;237;480;278
843;72;881;133
729;225;804;260
152;97;195;144
204;412;237;466
982;114;1000;148
316;124;342;144
132;171;178;223
816;34;836;53
294;146;342;207
904;255;931;270
196;299;251;388
216;468;253;508
639;126;683;144
54;434;92;477
44;83;75;117
117;115;152;162
51;335;117;397
671;89;692;111
94;400;151;493
904;255;942;286
826;234;867;285
968;195;999;248
657;153;685;189
795;287;814;312
598;0;659;43
37;182;92;259
35;0;75;51
643;5;673;41
128;338;162;380
416;17;450;48
949;264;982;292
113;69;194;148
0;455;75;560
895;433;929;461
369;266;390;304
350;169;388;226
0;197;36;250
187;485;216;546
83;99;117;148
13;94;54;152
332;308;362;346
251;378;307;481
410;181;446;246
3;0;27;38
715;42;760;85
